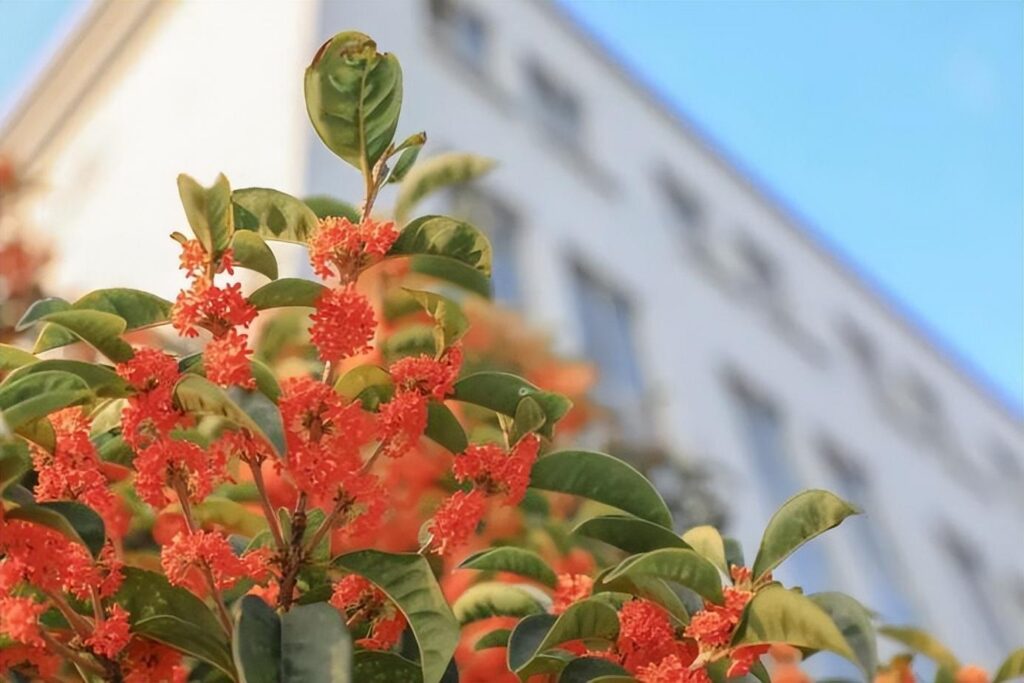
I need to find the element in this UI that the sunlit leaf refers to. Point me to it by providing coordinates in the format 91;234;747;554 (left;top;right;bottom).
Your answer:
878;626;960;671
394;153;495;223
231;230;279;280
234;188;320;245
808;592;878;675
682;525;728;575
0;370;92;431
459;547;557;588
248;278;326;310
574;515;690;554
178;173;234;257
452;582;546;625
604;548;723;604
752;490;859;580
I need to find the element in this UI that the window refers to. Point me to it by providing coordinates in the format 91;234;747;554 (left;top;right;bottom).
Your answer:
429;0;489;70
657;169;708;258
735;236;784;311
902;373;946;437
840;319;880;379
572;264;648;443
941;528;1010;650
524;61;582;149
449;187;522;305
729;380;831;592
820;440;916;624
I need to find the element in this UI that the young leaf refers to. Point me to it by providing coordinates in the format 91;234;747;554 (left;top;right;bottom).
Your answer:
994;648;1024;683
333;550;459;683
394;153;496;223
425;401;468;454
752;489;859;580
808;592;878;676
681;525;729;575
403;288;469;352
0;370;92;431
178;173;234;257
335;365;394;410
573;515;691;554
731;585;857;664
453;372;571;439
248;278;326;310
5;501;105;557
453;582;547;625
459;547;558;588
604;548;723;604
233;188;321;245
529;450;673;529
305;31;403;172
231;230;279;280
304;195;361;222
31;288;173;353
878;626;960;670
387;133;427;184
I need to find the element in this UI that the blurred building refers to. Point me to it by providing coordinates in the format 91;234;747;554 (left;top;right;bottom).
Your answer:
1;0;1021;666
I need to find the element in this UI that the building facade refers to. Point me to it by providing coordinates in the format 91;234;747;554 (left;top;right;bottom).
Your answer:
2;0;1021;666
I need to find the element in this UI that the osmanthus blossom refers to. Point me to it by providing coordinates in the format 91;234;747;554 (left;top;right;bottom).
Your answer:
330;574;408;651
121;639;188;683
309;216;399;281
160;529;271;596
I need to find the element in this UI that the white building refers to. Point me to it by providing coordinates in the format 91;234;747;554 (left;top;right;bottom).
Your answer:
2;0;1021;668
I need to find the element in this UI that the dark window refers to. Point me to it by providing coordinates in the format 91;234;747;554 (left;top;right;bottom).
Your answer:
524;61;582;148
942;528;1009;649
429;0;488;70
657;170;708;258
840;319;880;378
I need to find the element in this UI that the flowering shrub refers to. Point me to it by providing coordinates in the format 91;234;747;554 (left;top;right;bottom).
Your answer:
0;29;1021;683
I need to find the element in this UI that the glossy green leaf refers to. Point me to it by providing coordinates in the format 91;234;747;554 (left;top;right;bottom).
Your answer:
0;370;92;431
425;401;468;454
459;547;557;588
5;501;105;556
234;188;321;245
474;628;512;651
389;215;491;275
233;596;279;683
724;536;746;569
35;310;133;361
387;132;427;184
994;648;1024;683
173;375;279;455
0;345;37;377
334;550;458;683
529;450;672;528
731;585;856;663
682;525;729;575
394;153;496;222
353;651;422;683
513;599;620;675
248;278;326;310
0;441;31;493
403;288;468;351
453;372;572;439
335;365;394;410
593;568;690;624
304;195;360;222
808;592;878;675
409;254;491;299
136;615;236;680
752;490;859;580
507;613;557;674
574;515;690;554
452;581;546;625
305;31;402;171
15;297;71;331
560;657;632;683
510;396;546;445
878;626;960;670
179;173;234;257
4;360;129;398
231;230;279;280
605;548;723;604
32;288;172;353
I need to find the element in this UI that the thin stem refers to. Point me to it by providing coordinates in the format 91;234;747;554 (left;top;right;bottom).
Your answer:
41;589;92;639
248;459;285;551
303;496;352;556
39;630;104;677
89;587;103;623
173;478;234;636
277;493;309;611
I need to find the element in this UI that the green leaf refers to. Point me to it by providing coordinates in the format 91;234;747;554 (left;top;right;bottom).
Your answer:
281;601;352;682
682;525;728;575
173;375;280;455
994;648;1024;683
808;592;878;676
752;489;859;580
116;567;232;675
593;568;689;624
529;450;673;529
353;651;422;683
474;629;512;651
178;173;234;257
179;353;281;403
4;360;129;398
305;31;403;172
409;254;491;299
510;397;546;445
604;548;723;604
425;401;467;454
34;310;133;362
724;537;746;570
459;547;557;588
560;657;632;683
387;133;427;184
731;585;857;664
394;153;496;223
15;297;71;331
507;613;556;673
388;216;492;280
5;501;105;556
0;441;31;493
574;515;690;554
248;278;326;310
453;372;572;439
335;365;394;410
193;497;267;537
233;188;321;245
403;288;468;352
231;230;279;280
0;345;38;376
333;550;458;683
382;325;436;362
878;626;960;671
32;288;173;354
512;599;620;675
0;370;92;431
452;581;546;625
303;195;361;222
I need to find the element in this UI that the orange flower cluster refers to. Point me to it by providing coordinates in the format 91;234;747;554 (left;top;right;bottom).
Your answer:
85;605;132;659
309;285;376;364
551;573;594;614
160;530;269;595
330;574;407;651
451;433;541;506
309;216;398;280
685;566;768;678
122;639;188;683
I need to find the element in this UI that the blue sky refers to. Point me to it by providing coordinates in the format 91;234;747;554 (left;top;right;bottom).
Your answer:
1;0;1021;412
558;0;1023;413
